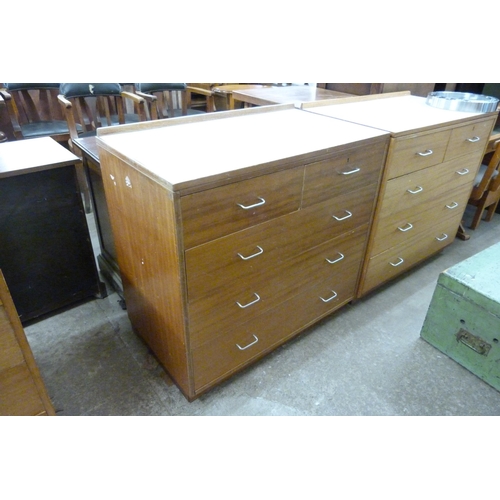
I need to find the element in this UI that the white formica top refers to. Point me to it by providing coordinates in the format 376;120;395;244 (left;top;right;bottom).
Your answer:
302;95;488;136
0;137;78;178
96;106;389;191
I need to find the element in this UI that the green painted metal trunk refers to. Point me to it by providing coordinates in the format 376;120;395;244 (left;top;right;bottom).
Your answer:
420;241;500;391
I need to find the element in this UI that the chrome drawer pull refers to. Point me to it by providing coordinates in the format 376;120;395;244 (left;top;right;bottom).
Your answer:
417;149;433;157
436;233;448;241
332;210;352;221
467;136;480;143
237;246;264;260
397;222;413;232
320;290;338;303
446;201;458;209
456;168;470;176
237;197;266;210
236;293;261;309
236;335;259;351
339;167;361;175
326;252;345;264
407;186;423;194
390;257;404;267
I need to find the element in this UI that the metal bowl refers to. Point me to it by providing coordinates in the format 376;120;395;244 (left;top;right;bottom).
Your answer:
426;91;499;113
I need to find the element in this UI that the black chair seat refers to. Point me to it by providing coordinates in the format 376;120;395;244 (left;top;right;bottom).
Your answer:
21;120;84;139
20;120;70;138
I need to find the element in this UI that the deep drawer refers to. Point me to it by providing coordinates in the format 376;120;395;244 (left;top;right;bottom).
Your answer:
359;215;463;296
302;140;386;207
377;152;480;220
188;228;368;346
180;166;304;249
370;183;471;256
192;270;359;392
387;129;450;179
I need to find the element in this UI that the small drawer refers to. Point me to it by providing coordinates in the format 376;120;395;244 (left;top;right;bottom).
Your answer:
387;129;450;179
188;228;368;345
192;271;359;392
370;183;472;256
444;117;496;161
181;167;304;248
377;152;480;221
302;140;386;207
359;216;463;297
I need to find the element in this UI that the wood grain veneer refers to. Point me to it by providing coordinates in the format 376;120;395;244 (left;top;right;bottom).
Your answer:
97;106;389;400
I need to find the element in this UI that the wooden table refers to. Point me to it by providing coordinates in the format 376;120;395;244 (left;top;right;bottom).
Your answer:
0;137;104;322
211;84;270;110
73;136;123;298
233;85;353;107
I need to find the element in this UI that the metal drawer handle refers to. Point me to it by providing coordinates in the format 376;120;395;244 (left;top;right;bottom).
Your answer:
236;335;259;351
446;201;458;209
325;252;345;264
339;167;361;175
398;222;413;232
467;136;481;143
237;197;266;210
332;210;352;221
407;186;423;194
436;233;448;241
390;257;404;267
417;149;433;157
236;293;261;309
237;246;264;260
320;290;338;303
456;168;470;176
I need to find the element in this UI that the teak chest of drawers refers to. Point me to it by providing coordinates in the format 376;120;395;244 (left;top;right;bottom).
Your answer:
303;92;498;297
0;270;55;416
96;105;389;400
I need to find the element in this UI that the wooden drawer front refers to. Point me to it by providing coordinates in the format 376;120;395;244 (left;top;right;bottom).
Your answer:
387;129;450;179
296;182;378;246
377;153;478;221
186;212;307;302
186;183;376;301
444;118;496;161
181;167;304;249
302;141;386;207
370;183;472;256
192;271;359;392
360;216;462;296
188;228;368;346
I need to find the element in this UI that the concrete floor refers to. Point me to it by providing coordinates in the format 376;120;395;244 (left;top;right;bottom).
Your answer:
24;206;500;416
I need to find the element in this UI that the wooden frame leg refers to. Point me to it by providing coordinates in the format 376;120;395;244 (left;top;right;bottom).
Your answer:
485;199;500;222
470;198;487;230
75;160;92;213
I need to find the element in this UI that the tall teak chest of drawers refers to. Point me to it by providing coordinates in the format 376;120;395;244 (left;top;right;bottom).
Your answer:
303;93;498;297
96;105;389;400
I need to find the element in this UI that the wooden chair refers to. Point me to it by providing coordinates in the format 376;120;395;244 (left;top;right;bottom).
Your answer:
58;83;147;212
468;141;500;229
58;83;147;150
134;83;215;120
0;83;71;143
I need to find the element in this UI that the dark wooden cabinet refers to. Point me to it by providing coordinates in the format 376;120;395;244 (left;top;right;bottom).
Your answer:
0;137;104;322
